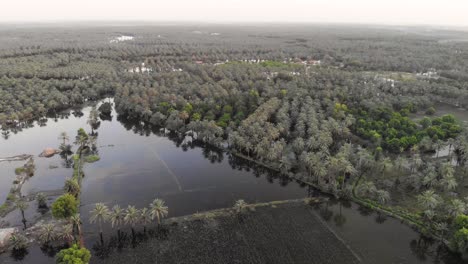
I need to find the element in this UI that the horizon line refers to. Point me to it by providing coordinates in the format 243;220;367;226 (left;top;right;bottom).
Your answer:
0;20;467;29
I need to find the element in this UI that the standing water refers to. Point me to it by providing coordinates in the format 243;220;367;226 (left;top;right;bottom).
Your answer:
0;100;465;263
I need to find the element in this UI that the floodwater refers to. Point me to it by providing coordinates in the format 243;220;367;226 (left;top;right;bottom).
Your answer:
0;100;466;263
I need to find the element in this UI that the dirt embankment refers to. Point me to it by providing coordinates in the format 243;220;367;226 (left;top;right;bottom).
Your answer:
94;200;361;264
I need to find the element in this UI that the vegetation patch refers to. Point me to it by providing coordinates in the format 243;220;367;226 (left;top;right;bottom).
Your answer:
84;155;100;163
92;201;360;264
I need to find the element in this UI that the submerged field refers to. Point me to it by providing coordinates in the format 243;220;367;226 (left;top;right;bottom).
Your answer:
93;200;360;264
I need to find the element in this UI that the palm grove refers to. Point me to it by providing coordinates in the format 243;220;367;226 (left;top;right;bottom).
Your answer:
1;25;468;257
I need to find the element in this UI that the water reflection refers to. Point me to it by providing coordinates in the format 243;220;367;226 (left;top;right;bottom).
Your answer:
1;100;467;264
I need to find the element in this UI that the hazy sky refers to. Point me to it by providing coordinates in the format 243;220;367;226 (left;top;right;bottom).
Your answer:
1;0;468;26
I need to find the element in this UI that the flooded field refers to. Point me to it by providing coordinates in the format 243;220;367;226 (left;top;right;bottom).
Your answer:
0;101;466;263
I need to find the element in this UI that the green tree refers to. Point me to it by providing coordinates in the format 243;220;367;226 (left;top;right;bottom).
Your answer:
417;190;441;210
56;244;91;264
52;194;78;219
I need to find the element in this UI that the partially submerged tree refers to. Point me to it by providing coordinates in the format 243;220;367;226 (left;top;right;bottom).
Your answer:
149;198;168;228
16;199;29;229
109;205;125;241
36;193;48;209
55;244;91;264
38;224;56;246
52;194;78;219
124;205;140;243
89;203;110;245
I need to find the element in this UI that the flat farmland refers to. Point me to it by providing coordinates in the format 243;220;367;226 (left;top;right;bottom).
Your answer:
93;200;360;264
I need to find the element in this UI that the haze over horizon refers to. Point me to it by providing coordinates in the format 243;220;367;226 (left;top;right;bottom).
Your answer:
1;0;468;27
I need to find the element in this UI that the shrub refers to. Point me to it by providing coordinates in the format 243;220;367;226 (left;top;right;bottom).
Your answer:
36;193;48;209
84;155;100;163
455;214;468;229
425;107;436;115
9;231;28;251
15;167;25;175
52;194;78;219
56;244;91;264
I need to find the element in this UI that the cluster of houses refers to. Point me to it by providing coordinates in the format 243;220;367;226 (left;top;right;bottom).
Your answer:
110;35;134;43
416;68;439;79
127;63;153;73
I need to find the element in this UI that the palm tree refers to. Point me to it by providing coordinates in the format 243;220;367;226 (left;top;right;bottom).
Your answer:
64;178;80;196
109;205;125;240
417;190;441;211
357;181;376;198
447;199;466;218
378;157;393;177
422;167;437;188
139;207;152;234
16;199;28;230
89;203;110;245
9;231;28;252
412;154;423;173
124;205;140;243
440;175;458;191
60;224;74;246
441;162;455;178
87;106;100;134
74;128;89;157
70;214;83;246
394;156;407;172
38;224;56;246
374;190;390;205
149;199;169;228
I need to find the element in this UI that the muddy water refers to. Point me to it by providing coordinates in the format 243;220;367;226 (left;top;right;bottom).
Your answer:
0;101;465;263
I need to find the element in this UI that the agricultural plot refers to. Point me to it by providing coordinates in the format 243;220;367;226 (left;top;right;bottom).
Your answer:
94;201;360;264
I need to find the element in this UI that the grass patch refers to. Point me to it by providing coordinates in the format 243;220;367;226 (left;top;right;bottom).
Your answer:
15;167;25;175
84;155;100;163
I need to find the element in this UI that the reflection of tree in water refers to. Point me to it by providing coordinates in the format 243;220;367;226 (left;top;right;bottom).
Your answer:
313;200;334;222
357;205;373;217
374;212;387;224
201;147;224;164
11;248;28;261
409;236;434;261
40;244;66;258
1;129;10;140
91;226;169;260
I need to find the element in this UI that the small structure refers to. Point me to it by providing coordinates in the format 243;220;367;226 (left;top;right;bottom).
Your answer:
110;35;134;43
39;148;60;158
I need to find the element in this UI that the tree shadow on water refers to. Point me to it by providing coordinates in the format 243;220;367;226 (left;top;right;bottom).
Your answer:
11;248;28;261
92;225;170;259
